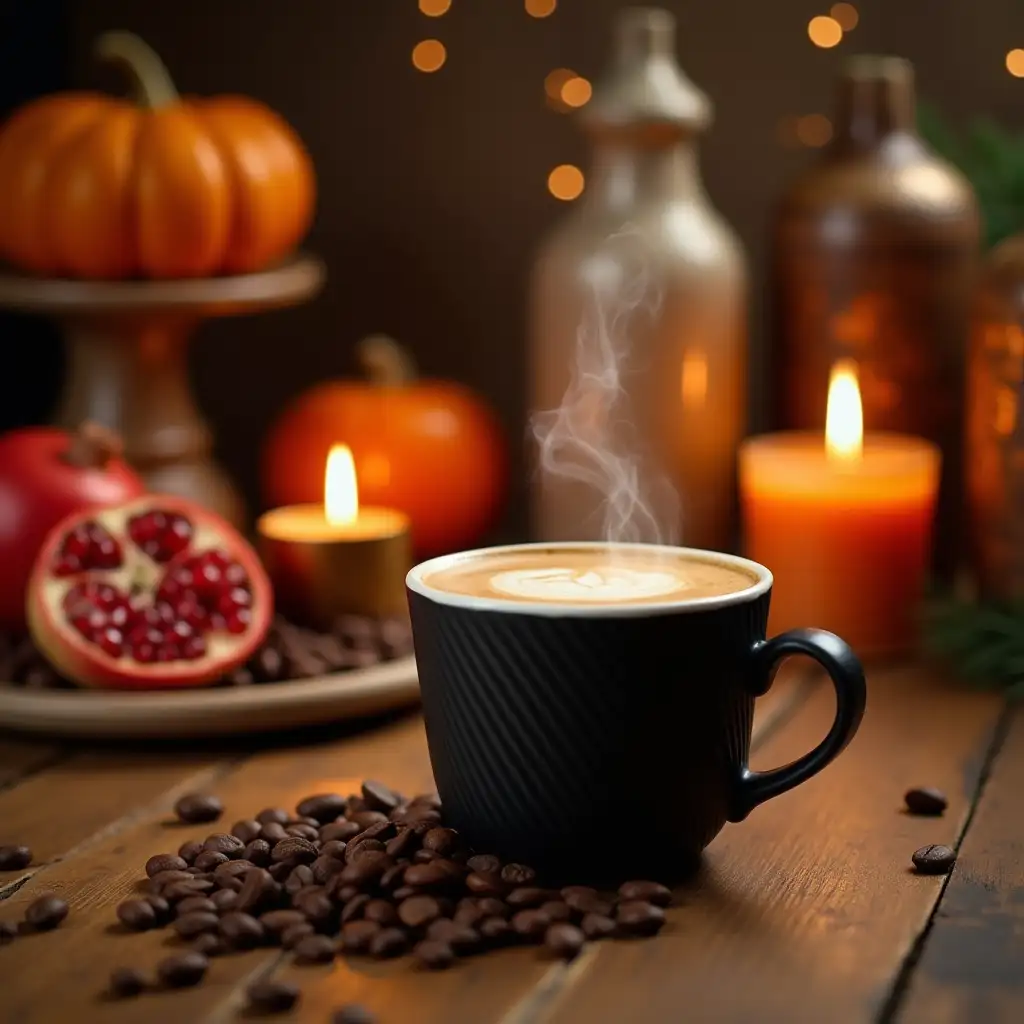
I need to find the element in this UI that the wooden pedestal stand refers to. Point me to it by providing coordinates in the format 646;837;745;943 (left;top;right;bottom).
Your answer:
0;255;325;527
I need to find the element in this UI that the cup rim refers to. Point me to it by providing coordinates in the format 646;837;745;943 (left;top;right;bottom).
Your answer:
406;542;773;617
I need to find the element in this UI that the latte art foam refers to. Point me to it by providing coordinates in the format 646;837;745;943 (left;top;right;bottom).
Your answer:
420;546;759;607
489;566;687;603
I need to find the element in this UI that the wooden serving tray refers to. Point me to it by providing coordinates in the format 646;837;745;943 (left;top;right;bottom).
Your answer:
0;654;418;739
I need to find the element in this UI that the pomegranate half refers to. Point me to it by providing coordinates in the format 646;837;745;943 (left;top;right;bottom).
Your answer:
27;496;273;689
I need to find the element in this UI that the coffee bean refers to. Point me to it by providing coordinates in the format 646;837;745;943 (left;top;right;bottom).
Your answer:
173;793;223;824
321;840;350;861
414;938;455;970
340;851;391;886
268;863;292;882
401;806;443;826
905;787;948;817
192;932;229;957
369;926;410;958
466;872;507;898
173;911;220;939
385;828;418;860
144;894;173;923
581;912;617;940
285;864;316;895
210;888;239;912
251;644;286;683
422;827;459;856
147;868;194;890
236;868;275;913
618;880;672;907
912;844;957;875
261;822;289;845
312;855;344;886
294;933;336;963
0;921;16;944
337;892;370;925
333;1004;377;1024
194;850;228;872
164;879;214;901
256;807;290;826
144;853;186;878
426;918;481;954
350;810;389;830
281;922;315;949
379;616;414;658
545;922;585;959
272;836;318;865
177;892;217;917
563;890;613;916
476;897;510;919
214;859;255;887
231;819;263;844
561;885;597;902
398;895;442;929
501;863;536;886
243;838;272;868
203;833;246;859
340;919;381;953
108;966;147;998
414;849;440;864
294;889;334;928
363;899;398;927
359;780;399;816
392;885;417;901
219;911;265;949
540;901;573;923
156;951;208;988
478;916;512;945
345;795;369;816
286;823;321;843
296;793;347;824
511;909;549;941
466;851;501;876
321;820;361;844
247;979;301;1014
260;909;309;934
453;902;484;927
116;898;157;931
507;887;551;909
177;839;204;864
24;894;68;931
616;900;665;936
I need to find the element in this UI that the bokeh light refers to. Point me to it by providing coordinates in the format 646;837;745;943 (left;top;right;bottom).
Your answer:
830;3;859;31
548;164;585;200
418;0;451;15
561;76;592;108
526;0;557;18
1007;49;1024;77
796;114;833;147
808;16;843;48
412;39;447;73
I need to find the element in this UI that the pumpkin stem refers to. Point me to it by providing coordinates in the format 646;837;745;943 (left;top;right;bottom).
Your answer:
62;422;124;469
357;335;417;386
95;31;179;109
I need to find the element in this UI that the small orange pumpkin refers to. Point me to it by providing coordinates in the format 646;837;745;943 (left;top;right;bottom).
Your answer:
262;337;508;557
0;32;315;279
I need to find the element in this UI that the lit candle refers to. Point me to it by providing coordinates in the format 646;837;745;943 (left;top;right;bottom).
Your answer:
257;444;411;628
739;360;940;659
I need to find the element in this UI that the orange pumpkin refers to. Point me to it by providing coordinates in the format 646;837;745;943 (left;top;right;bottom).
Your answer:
262;337;508;557
0;32;315;279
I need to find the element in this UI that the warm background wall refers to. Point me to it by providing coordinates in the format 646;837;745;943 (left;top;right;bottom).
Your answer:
2;0;1023;540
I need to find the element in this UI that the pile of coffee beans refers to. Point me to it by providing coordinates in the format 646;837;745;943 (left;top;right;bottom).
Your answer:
101;780;670;1013
0;613;413;690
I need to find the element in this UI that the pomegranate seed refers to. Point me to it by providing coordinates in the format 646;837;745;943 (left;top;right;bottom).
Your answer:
176;600;207;629
156;645;178;662
71;616;92;638
165;515;193;555
133;643;157;664
171;621;193;641
53;555;82;576
109;605;130;628
86;609;107;631
64;527;91;558
209;613;226;630
225;563;248;586
145;605;174;626
225;608;252;635
97;628;124;658
181;636;206;660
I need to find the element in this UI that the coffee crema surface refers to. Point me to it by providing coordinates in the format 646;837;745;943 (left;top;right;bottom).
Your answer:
422;547;759;605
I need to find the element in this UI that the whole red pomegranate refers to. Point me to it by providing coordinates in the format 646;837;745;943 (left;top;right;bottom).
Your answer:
0;423;145;630
27;495;272;689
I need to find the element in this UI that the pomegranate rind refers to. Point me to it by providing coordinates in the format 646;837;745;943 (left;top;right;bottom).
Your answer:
27;495;274;690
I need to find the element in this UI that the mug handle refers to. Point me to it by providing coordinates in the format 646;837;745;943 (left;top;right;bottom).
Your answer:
728;628;866;822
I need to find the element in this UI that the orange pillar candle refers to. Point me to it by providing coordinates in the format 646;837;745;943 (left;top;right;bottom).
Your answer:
740;361;940;659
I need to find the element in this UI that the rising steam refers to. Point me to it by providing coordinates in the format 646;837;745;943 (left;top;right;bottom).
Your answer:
531;228;680;545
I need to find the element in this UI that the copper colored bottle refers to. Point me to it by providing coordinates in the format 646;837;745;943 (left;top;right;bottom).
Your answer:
773;56;979;576
528;8;746;552
966;234;1024;600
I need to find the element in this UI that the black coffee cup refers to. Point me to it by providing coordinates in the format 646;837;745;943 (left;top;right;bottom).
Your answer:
406;543;865;880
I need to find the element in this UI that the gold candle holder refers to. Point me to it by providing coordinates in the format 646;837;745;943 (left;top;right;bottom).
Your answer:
256;446;411;630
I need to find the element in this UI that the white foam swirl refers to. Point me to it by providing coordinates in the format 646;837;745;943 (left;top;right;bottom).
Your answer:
489;566;686;603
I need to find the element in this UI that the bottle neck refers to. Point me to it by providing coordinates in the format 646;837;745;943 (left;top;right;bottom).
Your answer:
586;137;702;210
832;60;916;151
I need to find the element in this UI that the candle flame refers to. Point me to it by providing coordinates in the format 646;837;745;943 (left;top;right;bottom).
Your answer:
825;359;863;460
325;444;359;525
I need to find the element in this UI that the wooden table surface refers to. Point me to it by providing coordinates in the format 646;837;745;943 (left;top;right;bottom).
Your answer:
0;662;1020;1024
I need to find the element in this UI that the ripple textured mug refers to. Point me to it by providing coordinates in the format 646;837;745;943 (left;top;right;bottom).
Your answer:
406;542;866;880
